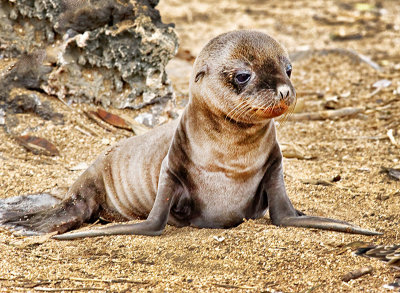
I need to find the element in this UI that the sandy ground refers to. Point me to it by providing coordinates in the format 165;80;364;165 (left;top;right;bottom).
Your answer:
0;0;400;292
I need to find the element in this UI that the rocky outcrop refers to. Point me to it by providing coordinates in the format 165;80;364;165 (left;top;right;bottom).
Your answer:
0;0;178;109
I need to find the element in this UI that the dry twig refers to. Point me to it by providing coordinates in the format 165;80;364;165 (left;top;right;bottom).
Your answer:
74;126;93;137
212;283;257;290
290;49;381;71
69;277;148;285
74;120;101;137
387;129;399;147
340;135;388;141
34;287;104;292
341;266;373;282
288;107;364;121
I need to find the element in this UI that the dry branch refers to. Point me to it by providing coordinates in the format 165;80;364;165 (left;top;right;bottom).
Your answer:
74;120;101;137
74;126;93;137
69;277;148;284
290;48;381;71
212;283;257;290
288;107;364;121
340;136;388;141
341;266;373;282
34;287;104;292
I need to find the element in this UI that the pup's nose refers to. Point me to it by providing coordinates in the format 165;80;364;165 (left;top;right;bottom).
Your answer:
277;84;293;100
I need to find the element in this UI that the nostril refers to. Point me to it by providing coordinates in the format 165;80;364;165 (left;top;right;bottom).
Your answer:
277;84;291;100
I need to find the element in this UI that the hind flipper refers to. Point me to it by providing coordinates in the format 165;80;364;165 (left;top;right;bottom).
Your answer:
0;193;61;222
0;192;99;236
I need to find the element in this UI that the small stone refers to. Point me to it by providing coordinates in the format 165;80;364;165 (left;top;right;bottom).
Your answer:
0;109;5;125
135;113;154;127
339;91;351;98
69;162;89;171
376;194;390;201
372;79;391;88
101;138;111;145
213;236;225;242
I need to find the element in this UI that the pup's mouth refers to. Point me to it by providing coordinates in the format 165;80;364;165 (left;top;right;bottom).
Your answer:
251;100;290;119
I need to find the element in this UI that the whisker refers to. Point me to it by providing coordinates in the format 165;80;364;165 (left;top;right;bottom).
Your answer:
235;103;251;122
248;92;277;119
230;101;249;123
225;99;247;122
249;98;266;119
277;97;297;129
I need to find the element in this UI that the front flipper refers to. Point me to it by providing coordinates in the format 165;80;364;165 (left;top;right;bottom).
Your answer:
278;215;382;236
264;147;382;236
53;162;181;240
52;220;166;240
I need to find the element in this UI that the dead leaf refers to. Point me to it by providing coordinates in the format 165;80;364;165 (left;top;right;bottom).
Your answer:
381;167;400;180
96;108;131;130
176;48;196;63
336;241;373;255
84;110;116;132
356;244;400;268
15;135;59;156
383;278;400;290
388;169;400;180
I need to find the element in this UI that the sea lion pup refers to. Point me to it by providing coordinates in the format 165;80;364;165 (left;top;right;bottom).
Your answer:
0;30;381;239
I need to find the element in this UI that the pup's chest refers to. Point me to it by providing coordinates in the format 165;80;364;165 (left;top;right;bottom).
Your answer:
184;168;266;228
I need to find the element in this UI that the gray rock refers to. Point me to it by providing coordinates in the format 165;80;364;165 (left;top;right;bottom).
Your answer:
0;0;178;109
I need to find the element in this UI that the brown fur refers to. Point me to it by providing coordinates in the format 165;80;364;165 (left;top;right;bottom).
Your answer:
0;30;380;238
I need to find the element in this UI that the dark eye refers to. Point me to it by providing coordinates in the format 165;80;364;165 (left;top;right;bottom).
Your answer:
234;72;251;85
286;64;292;78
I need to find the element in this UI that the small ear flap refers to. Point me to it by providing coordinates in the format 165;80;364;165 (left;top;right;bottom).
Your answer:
194;65;208;83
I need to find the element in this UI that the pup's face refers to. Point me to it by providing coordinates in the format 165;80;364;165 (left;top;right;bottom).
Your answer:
191;30;296;124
